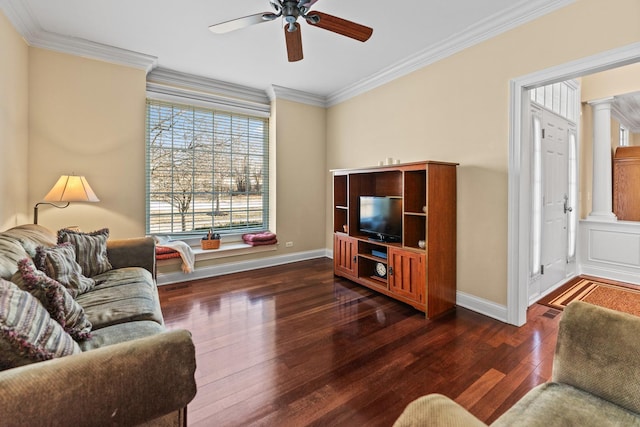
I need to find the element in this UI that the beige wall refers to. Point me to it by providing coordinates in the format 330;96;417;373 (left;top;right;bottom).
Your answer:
582;62;640;101
28;48;148;238
272;99;327;252
0;12;29;229
27;50;328;256
2;13;327;274
326;0;640;305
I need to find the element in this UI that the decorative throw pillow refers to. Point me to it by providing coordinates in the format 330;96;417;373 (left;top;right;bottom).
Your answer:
34;243;95;297
0;278;81;370
57;228;112;278
16;259;92;341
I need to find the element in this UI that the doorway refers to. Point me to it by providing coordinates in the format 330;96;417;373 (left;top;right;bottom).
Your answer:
528;104;578;305
507;41;640;326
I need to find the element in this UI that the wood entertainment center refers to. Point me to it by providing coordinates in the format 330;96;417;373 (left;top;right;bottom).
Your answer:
332;160;458;318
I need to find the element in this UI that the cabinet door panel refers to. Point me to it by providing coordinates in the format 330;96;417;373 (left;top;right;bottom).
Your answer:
334;235;357;277
388;249;425;303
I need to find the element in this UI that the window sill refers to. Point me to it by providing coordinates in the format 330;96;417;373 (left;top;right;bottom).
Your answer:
156;240;278;266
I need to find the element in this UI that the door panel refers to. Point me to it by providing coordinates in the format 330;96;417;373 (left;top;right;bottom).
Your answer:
334;234;357;277
529;106;577;303
388;249;425;303
540;111;569;294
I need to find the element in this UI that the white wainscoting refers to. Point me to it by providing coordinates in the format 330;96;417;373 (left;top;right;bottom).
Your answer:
578;219;640;285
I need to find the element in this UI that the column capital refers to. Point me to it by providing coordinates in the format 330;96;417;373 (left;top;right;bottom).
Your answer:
587;97;615;107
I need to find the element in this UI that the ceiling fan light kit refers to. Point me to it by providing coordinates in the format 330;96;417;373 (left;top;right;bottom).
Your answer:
209;0;373;62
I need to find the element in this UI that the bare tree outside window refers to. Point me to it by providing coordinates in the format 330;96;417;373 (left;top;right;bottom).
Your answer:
146;100;269;235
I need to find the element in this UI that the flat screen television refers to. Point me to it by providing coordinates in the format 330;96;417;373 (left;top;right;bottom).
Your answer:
359;196;402;242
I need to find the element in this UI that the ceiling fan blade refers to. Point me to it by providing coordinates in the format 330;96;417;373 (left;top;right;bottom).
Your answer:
209;12;274;34
307;11;373;42
284;23;303;62
301;0;320;9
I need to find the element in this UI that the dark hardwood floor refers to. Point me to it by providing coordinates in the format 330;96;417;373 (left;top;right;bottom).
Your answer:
158;258;561;426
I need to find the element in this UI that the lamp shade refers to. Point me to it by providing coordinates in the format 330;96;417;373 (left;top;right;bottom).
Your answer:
43;175;100;203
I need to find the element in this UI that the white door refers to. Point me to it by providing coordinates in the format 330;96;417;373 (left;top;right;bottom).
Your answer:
529;107;577;303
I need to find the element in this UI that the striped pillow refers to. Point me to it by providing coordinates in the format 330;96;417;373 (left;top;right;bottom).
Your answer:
15;259;92;341
58;228;112;278
35;244;95;297
0;278;81;370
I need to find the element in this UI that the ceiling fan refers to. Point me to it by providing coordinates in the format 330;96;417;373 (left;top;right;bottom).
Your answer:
208;0;373;62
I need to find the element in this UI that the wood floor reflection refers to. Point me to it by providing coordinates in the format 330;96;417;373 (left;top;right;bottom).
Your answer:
158;258;560;426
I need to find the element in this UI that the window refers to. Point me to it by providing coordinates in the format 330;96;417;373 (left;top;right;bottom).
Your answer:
146;99;269;235
530;80;578;123
567;131;578;260
620;125;629;147
530;113;543;276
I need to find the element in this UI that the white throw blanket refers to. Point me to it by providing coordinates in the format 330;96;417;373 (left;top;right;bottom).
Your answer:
153;236;195;274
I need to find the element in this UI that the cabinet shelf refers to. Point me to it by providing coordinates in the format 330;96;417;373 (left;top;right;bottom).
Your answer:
358;253;387;263
367;276;387;285
404;211;426;217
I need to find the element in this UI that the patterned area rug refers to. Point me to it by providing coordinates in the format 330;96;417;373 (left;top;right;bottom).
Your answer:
538;278;640;316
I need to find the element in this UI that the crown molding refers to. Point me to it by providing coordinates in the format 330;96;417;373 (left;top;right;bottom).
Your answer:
2;0;574;107
0;0;157;72
0;0;39;40
30;31;157;72
326;0;575;106
147;68;270;107
267;85;327;107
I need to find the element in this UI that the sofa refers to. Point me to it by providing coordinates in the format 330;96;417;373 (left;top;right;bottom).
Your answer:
394;300;640;426
0;224;197;426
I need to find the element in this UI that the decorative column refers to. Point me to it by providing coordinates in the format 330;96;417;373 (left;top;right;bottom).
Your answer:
587;97;617;221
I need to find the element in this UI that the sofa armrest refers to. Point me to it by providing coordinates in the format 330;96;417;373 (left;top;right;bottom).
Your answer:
393;394;488;427
107;236;156;277
0;329;197;426
552;300;640;414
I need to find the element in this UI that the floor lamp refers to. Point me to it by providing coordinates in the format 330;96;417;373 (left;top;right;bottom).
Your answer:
33;175;100;224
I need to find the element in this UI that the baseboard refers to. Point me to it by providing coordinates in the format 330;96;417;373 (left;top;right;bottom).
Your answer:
157;249;328;285
456;290;508;323
579;265;640;286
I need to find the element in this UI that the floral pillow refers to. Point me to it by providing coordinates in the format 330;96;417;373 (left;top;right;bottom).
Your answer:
15;259;92;341
57;228;112;278
34;243;95;297
0;278;80;370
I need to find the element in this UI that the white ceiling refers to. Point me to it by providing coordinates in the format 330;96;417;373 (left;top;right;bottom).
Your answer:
614;92;640;133
3;0;571;100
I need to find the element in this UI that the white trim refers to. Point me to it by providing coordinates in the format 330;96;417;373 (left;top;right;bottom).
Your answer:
577;219;640;286
0;0;157;72
148;68;270;107
268;85;326;107
157;249;327;285
326;0;574;106
456;291;508;323
579;265;640;286
2;0;573;108
30;31;157;73
146;83;271;118
508;41;640;326
0;0;39;40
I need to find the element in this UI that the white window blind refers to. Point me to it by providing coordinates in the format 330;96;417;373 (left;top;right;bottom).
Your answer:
146;99;269;235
